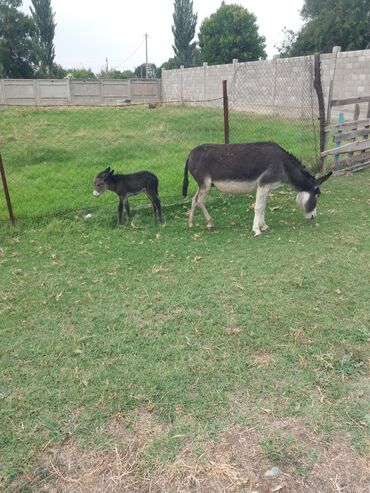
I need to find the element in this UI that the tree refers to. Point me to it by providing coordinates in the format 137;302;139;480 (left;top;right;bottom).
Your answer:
278;0;370;57
30;0;56;77
97;68;134;79
134;63;156;79
0;0;37;77
198;2;266;65
65;67;96;79
171;0;197;66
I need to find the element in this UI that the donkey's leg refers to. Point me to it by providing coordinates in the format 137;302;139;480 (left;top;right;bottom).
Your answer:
146;190;163;222
117;196;128;225
252;186;270;236
188;189;200;227
197;180;214;229
125;199;131;217
117;197;124;225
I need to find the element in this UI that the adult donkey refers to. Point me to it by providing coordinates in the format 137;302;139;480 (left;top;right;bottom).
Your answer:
182;142;332;236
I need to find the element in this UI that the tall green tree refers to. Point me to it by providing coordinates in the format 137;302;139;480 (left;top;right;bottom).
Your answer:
30;0;56;77
0;0;36;77
198;2;266;65
172;0;198;66
279;0;370;56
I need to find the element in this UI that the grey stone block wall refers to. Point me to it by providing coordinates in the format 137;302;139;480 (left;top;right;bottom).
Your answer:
162;49;370;122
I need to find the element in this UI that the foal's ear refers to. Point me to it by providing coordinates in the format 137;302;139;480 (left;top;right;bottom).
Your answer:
316;171;333;185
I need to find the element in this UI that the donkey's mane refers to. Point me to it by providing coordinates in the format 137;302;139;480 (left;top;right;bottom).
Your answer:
279;145;314;180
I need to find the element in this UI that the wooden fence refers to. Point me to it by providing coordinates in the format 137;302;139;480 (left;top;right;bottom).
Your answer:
321;96;370;175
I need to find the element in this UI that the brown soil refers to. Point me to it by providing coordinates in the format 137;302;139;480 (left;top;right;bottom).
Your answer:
7;410;369;493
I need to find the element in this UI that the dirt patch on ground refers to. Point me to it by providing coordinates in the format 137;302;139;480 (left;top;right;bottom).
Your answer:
8;411;369;492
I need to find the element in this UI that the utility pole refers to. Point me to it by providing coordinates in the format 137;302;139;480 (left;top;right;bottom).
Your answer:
145;33;149;79
105;57;109;74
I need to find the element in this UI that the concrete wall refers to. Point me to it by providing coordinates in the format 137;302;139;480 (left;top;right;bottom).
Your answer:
162;48;370;121
0;78;160;106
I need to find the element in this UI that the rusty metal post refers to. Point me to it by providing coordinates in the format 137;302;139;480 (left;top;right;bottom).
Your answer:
0;154;15;225
222;80;229;144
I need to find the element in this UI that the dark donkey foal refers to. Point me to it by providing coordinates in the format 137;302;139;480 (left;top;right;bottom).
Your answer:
93;167;162;224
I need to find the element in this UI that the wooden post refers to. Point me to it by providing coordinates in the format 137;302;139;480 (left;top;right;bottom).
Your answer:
0;154;15;225
313;53;326;171
348;104;360;171
223;80;229;144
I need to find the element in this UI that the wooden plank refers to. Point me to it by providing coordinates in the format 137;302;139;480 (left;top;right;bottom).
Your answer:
330;95;370;107
329;151;370;168
333;127;370;142
333;161;370;175
321;139;370;157
324;118;370;132
334;112;345;165
347;104;360;161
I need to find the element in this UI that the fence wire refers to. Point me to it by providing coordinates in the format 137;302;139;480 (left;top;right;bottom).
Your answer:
228;55;320;169
0;100;225;223
0;61;321;224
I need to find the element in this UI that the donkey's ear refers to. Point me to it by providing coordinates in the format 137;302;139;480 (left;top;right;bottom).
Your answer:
109;169;114;176
99;166;110;175
317;171;333;185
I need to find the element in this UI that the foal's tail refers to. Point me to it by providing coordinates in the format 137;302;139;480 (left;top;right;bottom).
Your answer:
182;158;189;197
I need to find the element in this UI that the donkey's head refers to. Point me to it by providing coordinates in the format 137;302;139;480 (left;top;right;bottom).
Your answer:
93;167;114;197
296;171;332;219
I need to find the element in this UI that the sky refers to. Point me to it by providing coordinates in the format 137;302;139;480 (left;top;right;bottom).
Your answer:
21;0;304;73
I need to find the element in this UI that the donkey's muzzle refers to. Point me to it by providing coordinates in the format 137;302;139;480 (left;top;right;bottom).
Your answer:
93;190;100;197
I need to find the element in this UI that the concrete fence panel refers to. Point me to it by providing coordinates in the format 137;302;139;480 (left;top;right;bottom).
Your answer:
38;79;69;105
0;78;161;106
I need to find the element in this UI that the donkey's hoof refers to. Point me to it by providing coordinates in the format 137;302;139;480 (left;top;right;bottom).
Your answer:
253;229;262;237
207;222;214;230
188;222;193;228
261;223;269;231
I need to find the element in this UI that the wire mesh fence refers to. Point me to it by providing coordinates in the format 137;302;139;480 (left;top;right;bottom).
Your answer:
0;101;225;224
0;57;321;225
228;55;320;168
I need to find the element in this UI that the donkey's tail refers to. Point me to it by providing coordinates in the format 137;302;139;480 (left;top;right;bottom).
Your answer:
182;158;189;197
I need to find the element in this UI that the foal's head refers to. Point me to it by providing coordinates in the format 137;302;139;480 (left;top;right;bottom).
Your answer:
296;171;332;219
93;167;114;197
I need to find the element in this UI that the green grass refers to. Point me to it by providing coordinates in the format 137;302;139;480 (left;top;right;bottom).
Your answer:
0;106;369;487
0;105;318;220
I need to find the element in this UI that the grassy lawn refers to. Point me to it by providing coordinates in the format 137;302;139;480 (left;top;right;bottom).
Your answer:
0;105;318;221
0;106;369;491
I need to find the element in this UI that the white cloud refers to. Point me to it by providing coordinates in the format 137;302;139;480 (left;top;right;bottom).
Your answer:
21;0;304;71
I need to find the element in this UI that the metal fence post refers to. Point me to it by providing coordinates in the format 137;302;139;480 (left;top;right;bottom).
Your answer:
0;154;15;225
180;65;184;104
223;80;229;144
203;62;207;100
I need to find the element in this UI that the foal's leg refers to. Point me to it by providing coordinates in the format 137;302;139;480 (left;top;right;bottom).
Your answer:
146;190;163;222
117;196;128;225
117;197;124;225
252;186;270;236
125;199;131;217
